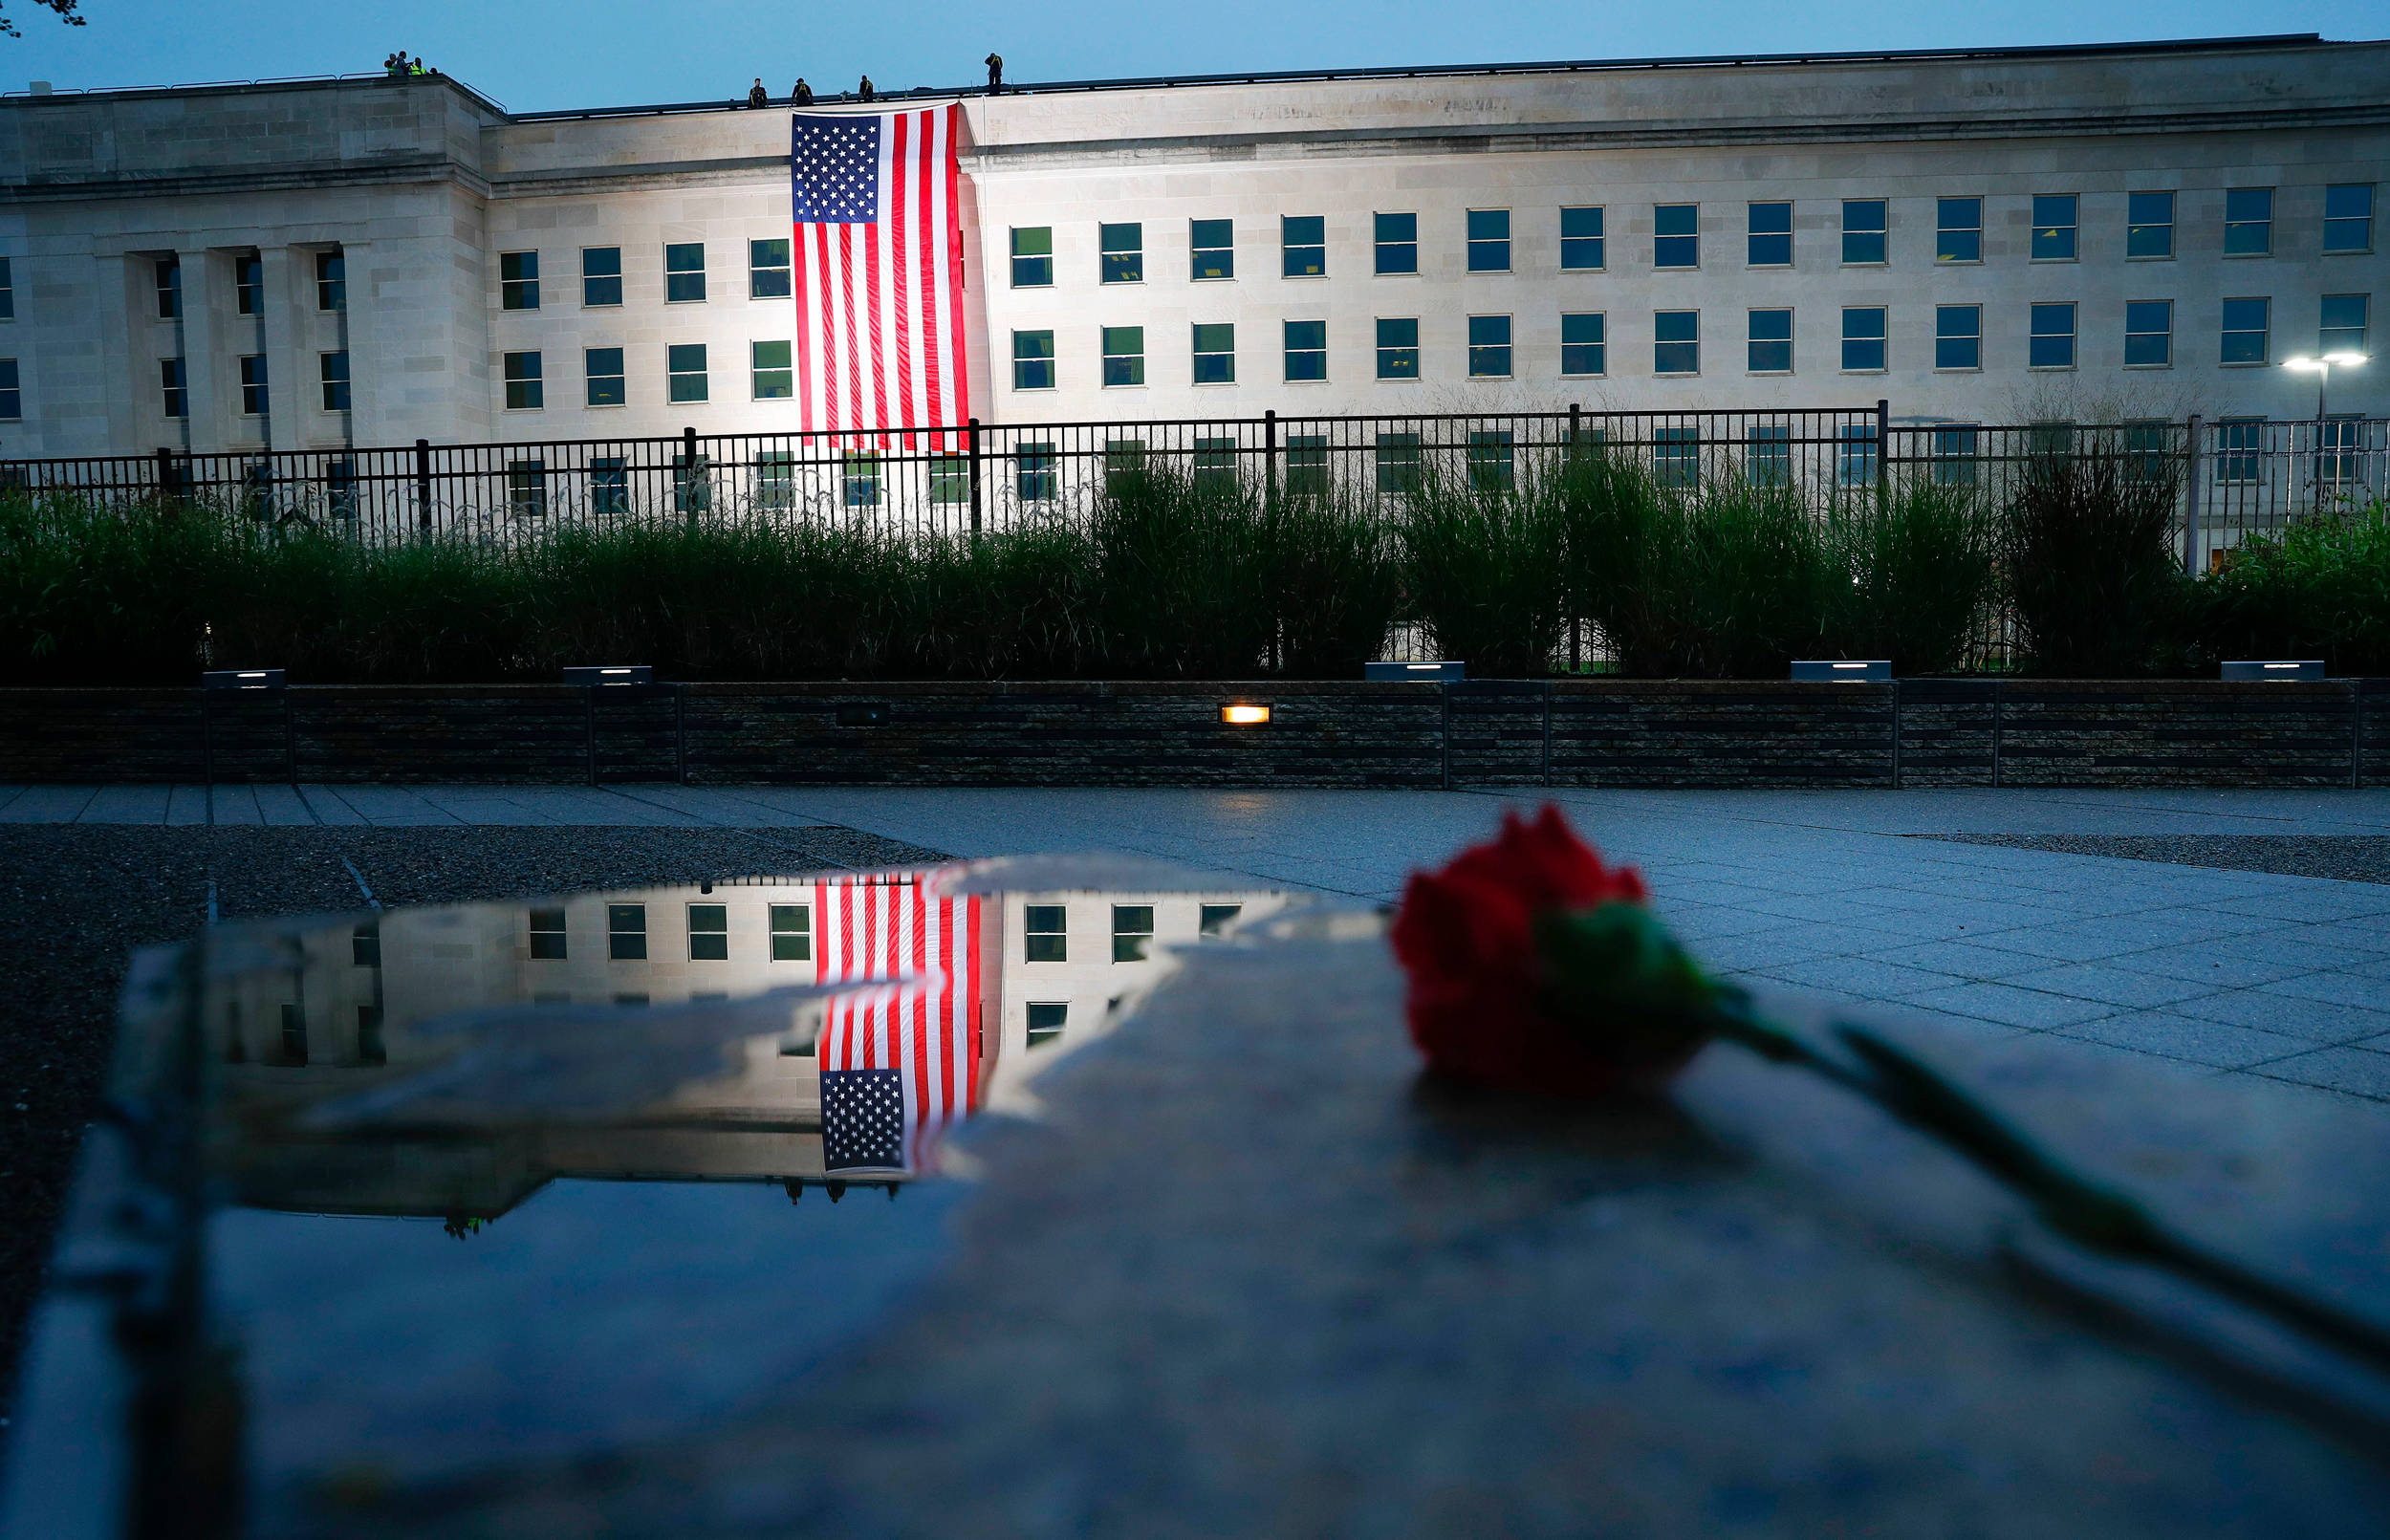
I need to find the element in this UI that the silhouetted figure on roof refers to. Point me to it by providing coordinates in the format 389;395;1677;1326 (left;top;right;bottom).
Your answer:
986;54;1003;94
749;77;768;108
858;75;875;102
826;1180;847;1203
792;77;813;105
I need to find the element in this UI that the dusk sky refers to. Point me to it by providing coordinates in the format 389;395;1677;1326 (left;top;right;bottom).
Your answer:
4;1;2385;113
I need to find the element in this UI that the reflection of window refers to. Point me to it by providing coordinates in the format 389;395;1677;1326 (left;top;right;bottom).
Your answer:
1112;904;1154;963
530;906;567;959
674;453;710;513
353;922;381;966
1015;442;1056;502
1936;197;1981;263
1286;434;1328;496
1749;423;1792;486
1559;206;1604;271
1025;904;1066;962
1099;222;1142;284
2224;188;2272;256
1103;439;1146;488
1010;227;1052;287
1190;218;1233;280
1375;431;1422;493
1840;199;1886;265
1027;1002;1067;1048
358;1005;384;1067
279;1003;308;1067
771;904;811;961
687;903;728;961
755;450;795;508
1560;312;1605;377
1200;903;1242;936
2124;301;2172;367
500;250;538;310
1467;430;1513;493
329;459;358;522
2320;419;2363;489
1375;317;1419;380
2127;192;2174;259
607;903;647;961
2123;421;2173;484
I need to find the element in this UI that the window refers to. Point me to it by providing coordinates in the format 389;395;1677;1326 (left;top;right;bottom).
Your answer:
353;922;380;967
239;354;268;415
1286;434;1328;495
1015;442;1056;502
2028;303;2075;369
2320;293;2370;354
1193;437;1238;490
1099;438;1143;488
0;256;11;319
357;1005;385;1066
585;347;625;406
2321;418;2364;490
607;904;647;960
499;250;538;310
1837;423;1878;487
158;357;187;418
1374;212;1418;275
1839;307;1885;373
581;247;622;307
1192;323;1235;384
1741;201;1793;268
1935;305;1981;370
590;458;628;516
1010;227;1052;287
507;459;547;519
2217;419;2265;485
674;452;710;514
1467;315;1511;378
1376;431;1422;493
1748;308;1793;373
770;904;811;961
1559;206;1605;271
2128;191;2175;259
1281;215;1325;277
2122;421;2173;485
1012;329;1054;390
686;903;728;961
2124;300;2173;367
667;342;708;401
1024;904;1066;962
1102;325;1144;387
279;1004;308;1068
0;358;19;421
2031;194;2078;260
1653;204;1698;269
1558;311;1616;375
1026;1002;1067;1048
1931;425;1980;487
2225;188;2272;256
1749;423;1792;486
1653;425;1699;490
1467;430;1514;493
320;351;352;412
1654;309;1699;375
747;237;792;299
2324;184;2375;254
930;455;968;505
1937;198;1982;263
842;452;880;508
315;250;346;312
1841;200;1887;265
1112;904;1154;963
1467;209;1510;272
750;340;793;399
235;255;264;315
502;350;541;410
1375;317;1419;380
664;243;706;301
155;257;181;319
1190;218;1233;280
1099;222;1142;283
755;450;794;508
1283;319;1326;381
2220;297;2270;364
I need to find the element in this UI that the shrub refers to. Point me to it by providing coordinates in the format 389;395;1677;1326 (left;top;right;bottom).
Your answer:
1820;478;1998;676
2201;498;2390;676
1398;462;1567;676
1085;463;1274;677
1271;482;1403;679
2002;444;2192;676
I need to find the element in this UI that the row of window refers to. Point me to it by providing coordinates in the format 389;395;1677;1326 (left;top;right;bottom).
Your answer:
498;242;793;311
142;252;347;320
1009;187;2379;289
512;900;1241;965
140;351;351;419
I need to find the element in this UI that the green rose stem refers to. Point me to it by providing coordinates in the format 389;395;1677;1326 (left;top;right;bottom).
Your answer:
1538;902;2390;1379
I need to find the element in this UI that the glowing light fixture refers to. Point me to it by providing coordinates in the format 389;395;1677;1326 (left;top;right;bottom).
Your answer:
1220;704;1272;726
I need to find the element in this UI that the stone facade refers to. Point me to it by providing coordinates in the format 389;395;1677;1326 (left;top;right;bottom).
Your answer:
1;35;2385;457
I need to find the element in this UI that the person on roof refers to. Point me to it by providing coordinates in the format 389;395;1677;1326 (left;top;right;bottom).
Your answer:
793;77;813;105
986;54;1003;94
748;77;769;107
858;75;875;102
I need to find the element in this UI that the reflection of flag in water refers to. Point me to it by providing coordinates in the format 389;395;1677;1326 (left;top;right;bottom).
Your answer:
815;873;982;1174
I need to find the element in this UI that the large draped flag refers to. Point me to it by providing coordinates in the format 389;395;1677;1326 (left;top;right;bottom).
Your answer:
790;106;970;445
813;872;984;1175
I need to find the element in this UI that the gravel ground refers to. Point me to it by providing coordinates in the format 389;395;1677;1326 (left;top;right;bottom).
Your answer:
1920;834;2390;885
0;822;946;1422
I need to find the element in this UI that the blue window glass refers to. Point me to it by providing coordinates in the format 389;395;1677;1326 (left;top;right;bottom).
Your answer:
2224;188;2272;256
1654;204;1699;269
2323;184;2374;254
2029;303;2076;369
1747;202;1792;267
1191;322;1235;384
1466;209;1510;272
1467;315;1511;378
1841;200;1887;264
1010;228;1053;288
1560;312;1605;377
1654;310;1699;375
1101;326;1144;387
1283;319;1327;381
2127;192;2174;259
1376;317;1419;380
2220;297;2269;364
1559;206;1604;271
1748;308;1793;373
2124;301;2171;367
2031;195;2078;260
1374;212;1418;275
1935;306;1981;370
1281;215;1325;277
1839;307;1886;372
1099;223;1142;283
1190;219;1233;281
1011;329;1054;390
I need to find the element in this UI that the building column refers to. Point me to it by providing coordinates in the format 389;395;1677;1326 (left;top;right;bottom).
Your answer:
334;239;369;447
259;245;306;452
177;249;226;454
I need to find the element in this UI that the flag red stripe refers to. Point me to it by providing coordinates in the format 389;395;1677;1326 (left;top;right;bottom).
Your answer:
890;112;916;437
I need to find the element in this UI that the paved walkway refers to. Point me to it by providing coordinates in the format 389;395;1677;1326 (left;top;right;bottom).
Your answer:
8;783;2389;1105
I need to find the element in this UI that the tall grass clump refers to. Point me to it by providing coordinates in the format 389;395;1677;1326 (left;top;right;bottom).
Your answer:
2201;498;2390;675
2002;443;2191;676
1084;464;1275;676
1818;477;1998;675
1270;481;1404;678
1397;461;1567;676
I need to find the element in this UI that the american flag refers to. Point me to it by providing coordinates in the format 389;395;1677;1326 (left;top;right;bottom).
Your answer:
791;107;970;444
814;873;983;1174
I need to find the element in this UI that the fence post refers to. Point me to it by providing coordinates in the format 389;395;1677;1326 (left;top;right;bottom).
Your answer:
2183;413;2204;577
1263;409;1280;672
413;438;432;531
1567;403;1583;672
967;417;983;538
1876;398;1891;497
683;425;700;533
154;445;175;510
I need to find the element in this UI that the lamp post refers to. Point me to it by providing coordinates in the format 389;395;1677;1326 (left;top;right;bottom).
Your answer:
2282;351;2367;506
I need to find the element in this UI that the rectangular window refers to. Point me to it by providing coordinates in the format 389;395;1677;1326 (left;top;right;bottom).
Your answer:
1012;328;1054;390
235;254;264;315
1099;222;1142;283
755;449;795;508
1936;304;1982;370
2324;184;2375;254
1748;307;1793;373
1746;201;1792;268
664;242;706;302
319;350;351;412
1286;434;1328;496
673;453;710;515
502;350;541;410
350;922;380;968
1653;425;1699;490
1467;430;1514;493
1467;208;1511;272
1010;227;1052;287
1375;316;1419;380
2122;420;2174;485
1467;314;1511;378
2128;191;2175;259
1653;204;1698;270
926;454;967;506
1841;200;1887;265
161;358;186;419
279;1004;307;1068
1374;211;1418;275
590;457;628;516
2320;293;2370;354
1015;442;1056;502
155;257;181;319
2225;187;2273;256
1559;206;1605;271
1193;437;1237;490
499;250;537;311
1654;309;1699;375
2218;419;2264;485
1937;198;1982;263
529;908;570;960
1026;1002;1067;1048
1748;422;1792;486
666;342;707;401
1103;438;1146;488
606;903;646;961
1024;903;1067;962
748;339;793;399
507;458;547;519
2031;194;2078;260
1101;325;1145;387
0;358;21;421
841;451;880;509
585;346;625;406
2221;297;2270;364
2123;299;2172;367
1376;431;1422;493
2029;303;2076;369
1192;322;1235;384
1190;218;1233;280
1839;307;1886;373
315;250;346;312
581;247;622;307
0;256;12;319
686;902;728;961
1281;215;1325;277
1560;312;1606;377
1283;319;1326;381
1837;423;1879;488
748;238;792;299
1931;425;1981;487
770;904;812;962
1112;904;1154;964
238;354;268;415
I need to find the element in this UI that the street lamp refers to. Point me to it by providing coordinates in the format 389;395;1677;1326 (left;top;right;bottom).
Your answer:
2282;352;2367;504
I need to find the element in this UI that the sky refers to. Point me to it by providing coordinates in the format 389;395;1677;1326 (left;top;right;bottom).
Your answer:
2;0;2385;113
